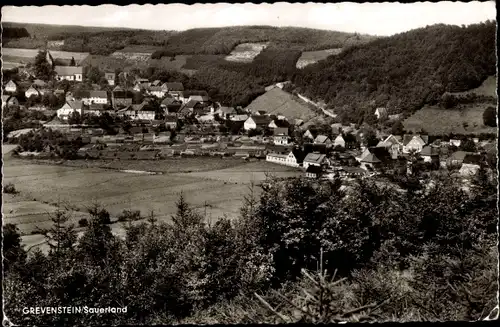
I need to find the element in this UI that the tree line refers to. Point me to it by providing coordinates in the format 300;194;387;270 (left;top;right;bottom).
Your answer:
4;166;498;324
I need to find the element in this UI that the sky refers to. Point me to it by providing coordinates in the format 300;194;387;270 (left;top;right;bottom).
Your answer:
2;1;496;36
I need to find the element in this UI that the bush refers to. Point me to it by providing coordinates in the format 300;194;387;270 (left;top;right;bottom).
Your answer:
3;183;17;194
117;210;141;222
483;106;496;127
78;218;89;227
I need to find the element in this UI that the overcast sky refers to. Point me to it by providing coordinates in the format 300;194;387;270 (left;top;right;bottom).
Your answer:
2;1;496;36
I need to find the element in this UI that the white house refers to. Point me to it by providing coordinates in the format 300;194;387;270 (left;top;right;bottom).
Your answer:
82;91;108;105
333;135;346;148
4;80;18;93
2;95;19;109
244;115;272;130
104;71;115;86
54;66;83;81
25;86;40;99
273;127;289;145
303;152;326;170
57;100;84;120
148;85;168;98
374;107;388;119
449;139;462;147
403;135;427;153
303;129;314;140
266;148;303;167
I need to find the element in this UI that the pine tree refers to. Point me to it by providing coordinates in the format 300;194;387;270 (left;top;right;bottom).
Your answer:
70;56;76;66
41;207;77;262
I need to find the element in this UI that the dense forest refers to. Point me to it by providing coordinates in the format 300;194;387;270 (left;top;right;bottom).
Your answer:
4;169;498;324
151;26;375;57
2;27;31;39
291;21;496;123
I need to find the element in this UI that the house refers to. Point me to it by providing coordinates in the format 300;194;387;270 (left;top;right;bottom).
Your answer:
117;106;137;120
188;94;210;103
54;66;83;81
2;95;19;109
266;148;304;167
112;86;133;108
244;115;272;130
180;100;204;116
57;100;85;120
331;123;343;135
377;134;404;159
165;115;178;129
151;80;162;87
403;134;428;153
32;79;48;88
105;71;116;86
273;127;289;145
314;135;332;145
82;90;108;105
374;107;388;119
420;145;440;163
303;129;314;140
459;154;483;176
333;135;346;148
231;114;249;122
163;99;183;115
268;119;290;129
305;165;323;179
4;80;18;93
163;82;184;99
85;103;108;116
215;106;237;119
449;139;462;147
446;151;473;169
303;152;326;170
135;78;149;85
25;86;40;98
136;105;156;121
148;85;168;98
336;166;366;178
359;152;382;171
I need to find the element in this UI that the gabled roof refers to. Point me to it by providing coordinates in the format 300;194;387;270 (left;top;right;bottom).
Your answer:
360;153;381;163
184;100;202;109
113;85;124;92
420;145;439;157
448;151;470;161
54;66;83;76
189;95;210;102
375;107;388;116
135;78;149;84
304;152;326;164
151;80;161;86
66;100;84;110
403;134;414;146
148;86;167;92
271;119;290;128
25;86;39;94
2;95;12;102
161;97;176;106
89;90;107;98
314;135;330;143
306;165;323;174
164;82;184;91
6;80;17;86
274;127;289;136
88;103;107;110
248;115;272;125
334;134;345;142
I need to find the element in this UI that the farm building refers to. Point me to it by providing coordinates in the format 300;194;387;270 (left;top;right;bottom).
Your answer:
80;90;109;105
266;148;304;167
244;115;272;130
25;86;40;98
305;165;323;179
420;145;440;163
57;100;85;120
303;152;326;170
273;127;290;145
54;66;83;82
4;80;18;93
403;134;428;153
2;95;19;109
105;71;116;86
374;107;388;119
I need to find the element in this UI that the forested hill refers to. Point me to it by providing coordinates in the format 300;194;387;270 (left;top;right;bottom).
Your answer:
153;26;376;56
291;21;496;123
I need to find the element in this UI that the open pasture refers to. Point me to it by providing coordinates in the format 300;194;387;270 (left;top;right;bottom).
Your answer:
225;42;268;62
2;47;90;61
296;48;342;68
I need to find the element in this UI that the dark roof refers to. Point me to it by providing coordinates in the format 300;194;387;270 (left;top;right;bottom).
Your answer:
266;144;292;153
89;90;107;98
291;148;305;162
449;151;470;161
272;119;290;128
54;66;83;76
164;82;184;91
360;153;381;163
161;97;176;106
304;152;326;164
274;127;289;136
420;145;439;156
306;165;323;173
184;100;201;109
88;103;107;110
463;154;483;165
249;115;272;125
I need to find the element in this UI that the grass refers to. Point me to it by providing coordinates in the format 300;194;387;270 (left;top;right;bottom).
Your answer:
225;42;268;62
296;48;342;68
2;47;89;61
402;104;497;135
3;156;299;252
451;75;497;98
245;87;317;121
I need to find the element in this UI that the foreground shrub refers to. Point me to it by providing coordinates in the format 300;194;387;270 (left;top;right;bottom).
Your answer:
4;182;18;194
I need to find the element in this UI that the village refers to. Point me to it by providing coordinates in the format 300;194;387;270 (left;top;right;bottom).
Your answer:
2;50;497;183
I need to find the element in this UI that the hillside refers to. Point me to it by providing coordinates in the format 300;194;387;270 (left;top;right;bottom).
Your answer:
152;25;376;56
244;87;317;121
291;21;496;124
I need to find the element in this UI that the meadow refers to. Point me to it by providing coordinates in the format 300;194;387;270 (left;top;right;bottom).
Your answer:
2;48;90;61
295;48;342;68
225;42;268;62
3;156;301;252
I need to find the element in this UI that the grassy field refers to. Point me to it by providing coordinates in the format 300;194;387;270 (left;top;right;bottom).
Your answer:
451;75;497;98
402;104;497;135
3;156;301;253
80;54;191;73
245;87;317;121
296;48;342;68
225;42;268;62
2;48;89;61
